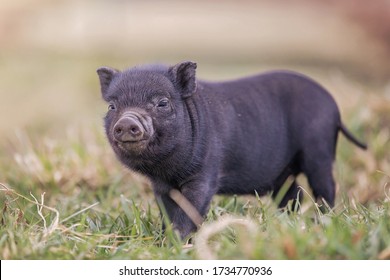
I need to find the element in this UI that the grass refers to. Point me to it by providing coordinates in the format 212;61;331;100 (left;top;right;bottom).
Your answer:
0;98;389;259
1;179;389;260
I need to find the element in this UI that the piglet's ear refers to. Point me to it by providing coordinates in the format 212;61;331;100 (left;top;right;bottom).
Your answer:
169;61;197;98
97;67;119;101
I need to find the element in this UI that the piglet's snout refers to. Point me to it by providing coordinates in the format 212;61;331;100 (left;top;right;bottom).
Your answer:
113;113;145;143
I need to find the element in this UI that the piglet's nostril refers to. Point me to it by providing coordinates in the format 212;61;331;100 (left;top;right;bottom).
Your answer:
130;125;141;135
115;126;123;136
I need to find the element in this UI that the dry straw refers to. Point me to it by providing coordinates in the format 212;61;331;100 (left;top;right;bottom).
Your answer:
0;183;59;237
195;215;258;259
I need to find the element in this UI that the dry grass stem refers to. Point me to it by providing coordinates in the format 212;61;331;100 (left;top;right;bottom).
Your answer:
169;189;204;227
195;215;257;259
1;182;59;237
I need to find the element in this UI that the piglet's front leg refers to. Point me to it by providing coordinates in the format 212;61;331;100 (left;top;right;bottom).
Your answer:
153;179;215;239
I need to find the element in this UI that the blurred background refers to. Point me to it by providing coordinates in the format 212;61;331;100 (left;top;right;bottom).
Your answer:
1;0;390;134
0;0;389;202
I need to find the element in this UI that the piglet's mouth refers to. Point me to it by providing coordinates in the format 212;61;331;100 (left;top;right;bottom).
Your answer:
117;138;149;144
116;138;150;151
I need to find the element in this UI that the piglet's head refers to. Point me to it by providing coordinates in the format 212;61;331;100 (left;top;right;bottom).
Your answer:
97;61;197;168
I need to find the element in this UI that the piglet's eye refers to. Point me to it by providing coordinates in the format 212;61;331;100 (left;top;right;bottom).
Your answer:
108;104;116;110
157;98;169;108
